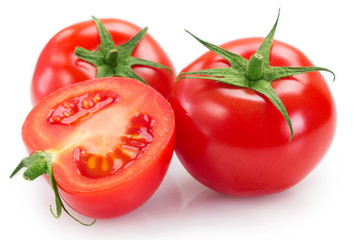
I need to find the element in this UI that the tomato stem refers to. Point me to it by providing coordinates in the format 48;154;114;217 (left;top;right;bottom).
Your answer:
105;49;119;67
10;151;96;226
246;53;264;81
74;17;172;83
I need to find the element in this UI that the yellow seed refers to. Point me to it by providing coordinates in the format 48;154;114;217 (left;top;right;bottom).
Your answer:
125;134;141;139
121;147;138;159
63;102;72;109
101;159;109;171
87;156;97;169
83;100;90;109
53;116;62;122
63;112;71;117
93;94;101;103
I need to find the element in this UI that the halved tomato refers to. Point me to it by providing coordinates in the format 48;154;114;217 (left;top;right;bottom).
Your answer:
15;77;175;220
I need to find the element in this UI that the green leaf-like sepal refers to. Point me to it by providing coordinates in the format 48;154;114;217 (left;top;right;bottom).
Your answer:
10;152;95;226
74;17;172;83
178;9;335;141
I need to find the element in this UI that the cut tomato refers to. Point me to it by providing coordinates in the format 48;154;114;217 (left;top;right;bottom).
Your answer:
17;77;175;219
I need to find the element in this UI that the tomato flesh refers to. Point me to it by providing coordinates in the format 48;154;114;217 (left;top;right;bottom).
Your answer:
47;91;120;126
74;113;154;179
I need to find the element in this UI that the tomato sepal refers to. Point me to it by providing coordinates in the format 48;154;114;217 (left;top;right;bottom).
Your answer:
10;151;95;226
74;17;172;83
177;9;335;141
10;151;53;180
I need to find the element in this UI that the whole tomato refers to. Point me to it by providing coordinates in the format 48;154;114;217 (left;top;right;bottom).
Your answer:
169;13;336;196
31;17;174;104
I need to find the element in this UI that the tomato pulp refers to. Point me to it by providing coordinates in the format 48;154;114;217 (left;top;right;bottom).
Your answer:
170;38;336;196
31;18;175;104
22;77;175;218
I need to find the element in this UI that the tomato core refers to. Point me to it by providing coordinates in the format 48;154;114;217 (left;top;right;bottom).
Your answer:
47;91;120;126
73;113;154;179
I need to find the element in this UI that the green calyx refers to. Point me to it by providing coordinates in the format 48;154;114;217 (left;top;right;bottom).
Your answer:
177;10;335;142
10;151;95;226
75;16;172;83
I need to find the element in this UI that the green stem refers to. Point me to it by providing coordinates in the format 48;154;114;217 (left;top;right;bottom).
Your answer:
246;53;264;81
74;17;172;83
10;151;96;226
105;49;119;67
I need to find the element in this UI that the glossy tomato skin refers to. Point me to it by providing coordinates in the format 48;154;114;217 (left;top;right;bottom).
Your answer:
170;38;336;196
31;19;175;104
23;77;175;218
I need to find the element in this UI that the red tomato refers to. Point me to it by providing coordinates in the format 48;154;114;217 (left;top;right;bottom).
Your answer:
31;18;175;104
21;77;175;218
170;38;336;196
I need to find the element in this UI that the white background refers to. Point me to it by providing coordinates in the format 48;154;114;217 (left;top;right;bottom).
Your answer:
1;0;359;239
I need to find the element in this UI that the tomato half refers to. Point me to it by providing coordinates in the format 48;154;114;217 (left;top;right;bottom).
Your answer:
169;38;336;196
31;18;175;104
22;77;175;218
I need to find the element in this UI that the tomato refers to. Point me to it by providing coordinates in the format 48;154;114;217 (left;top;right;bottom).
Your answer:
31;17;175;104
13;77;175;220
169;15;336;196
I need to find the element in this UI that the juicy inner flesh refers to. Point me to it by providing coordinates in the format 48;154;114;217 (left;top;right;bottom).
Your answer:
47;91;120;126
47;90;155;179
73;113;154;179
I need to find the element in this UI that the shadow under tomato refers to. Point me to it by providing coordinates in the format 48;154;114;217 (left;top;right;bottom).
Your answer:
179;174;327;228
97;173;183;228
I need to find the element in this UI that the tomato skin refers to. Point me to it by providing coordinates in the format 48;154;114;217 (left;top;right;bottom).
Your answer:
31;19;175;104
170;38;336;196
56;133;174;218
23;77;175;218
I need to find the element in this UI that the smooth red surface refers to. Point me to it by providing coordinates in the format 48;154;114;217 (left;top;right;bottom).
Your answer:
169;38;336;196
31;18;175;104
23;77;175;218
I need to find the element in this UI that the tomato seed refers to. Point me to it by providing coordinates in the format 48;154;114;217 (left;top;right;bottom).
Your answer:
47;91;119;126
73;113;154;179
